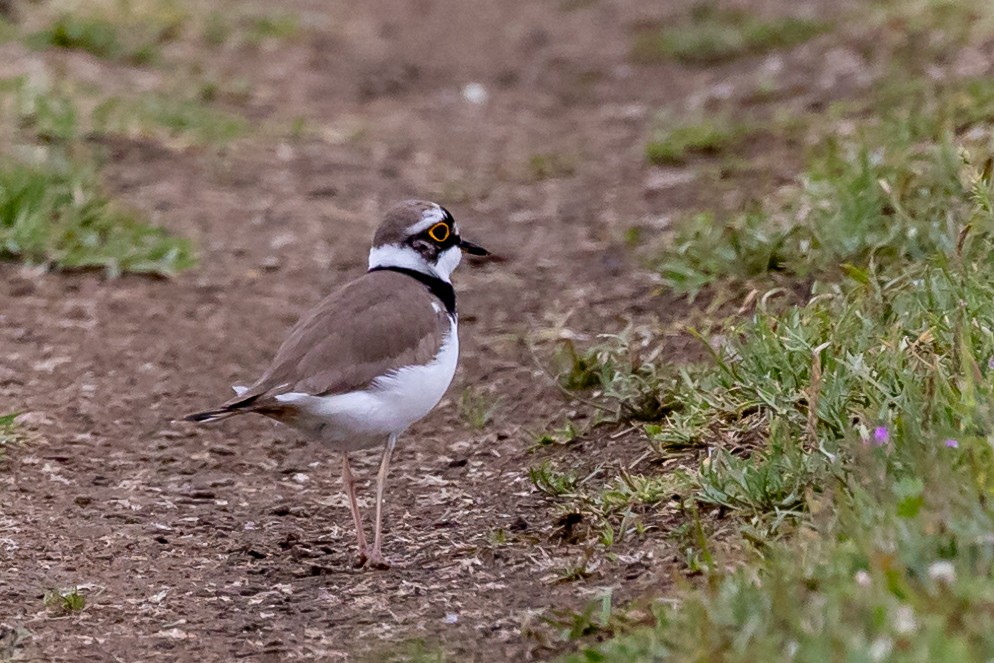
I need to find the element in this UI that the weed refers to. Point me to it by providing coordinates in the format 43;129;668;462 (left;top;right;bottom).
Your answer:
0;77;79;144
0;160;194;276
656;76;994;295
542;590;648;644
457;387;501;430
0;413;19;459
92;94;246;145
645;119;750;165
529;461;579;497
488;527;509;546
556;551;594;583
632;9;827;65
30;15;122;59
656;209;790;295
555;334;680;422
527;153;576;181
533;420;582;448
43;587;86;614
27;8;182;65
566;177;994;659
246;13;299;44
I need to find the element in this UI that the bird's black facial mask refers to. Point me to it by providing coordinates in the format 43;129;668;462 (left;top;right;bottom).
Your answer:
413;207;489;258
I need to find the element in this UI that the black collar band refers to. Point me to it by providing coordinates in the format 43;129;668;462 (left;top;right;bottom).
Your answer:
368;265;456;316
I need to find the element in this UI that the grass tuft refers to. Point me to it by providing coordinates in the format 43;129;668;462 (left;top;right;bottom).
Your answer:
246;12;299;43
645;119;750;165
27;8;185;64
93;94;247;145
43;587;86;614
563;172;994;659
30;15;123;59
0;413;19;459
457;387;501;430
632;9;828;65
657;77;994;296
527;153;577;181
0;160;194;276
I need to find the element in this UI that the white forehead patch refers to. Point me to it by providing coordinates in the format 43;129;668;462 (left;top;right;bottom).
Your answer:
406;204;447;235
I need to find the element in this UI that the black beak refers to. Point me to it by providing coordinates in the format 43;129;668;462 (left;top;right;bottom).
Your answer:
459;238;490;256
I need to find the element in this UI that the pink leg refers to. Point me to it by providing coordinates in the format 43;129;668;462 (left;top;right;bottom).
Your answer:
341;453;369;565
367;434;398;569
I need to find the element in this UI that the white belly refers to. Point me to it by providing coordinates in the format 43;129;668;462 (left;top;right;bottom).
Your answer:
271;318;459;450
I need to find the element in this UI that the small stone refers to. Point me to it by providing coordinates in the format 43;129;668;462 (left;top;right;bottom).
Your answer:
462;82;488;105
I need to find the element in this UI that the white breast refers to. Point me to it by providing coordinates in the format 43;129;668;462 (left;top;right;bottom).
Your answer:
272;316;459;450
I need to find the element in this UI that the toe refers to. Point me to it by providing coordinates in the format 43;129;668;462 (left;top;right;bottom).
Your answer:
366;552;391;570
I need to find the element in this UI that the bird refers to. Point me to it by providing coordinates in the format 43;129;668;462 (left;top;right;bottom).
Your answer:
184;200;489;569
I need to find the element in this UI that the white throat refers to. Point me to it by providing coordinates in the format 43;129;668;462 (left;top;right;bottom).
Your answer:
368;244;461;282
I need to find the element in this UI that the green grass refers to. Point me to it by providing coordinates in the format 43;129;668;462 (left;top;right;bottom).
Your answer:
564;236;994;659
43;587;86;614
457;386;501;430
25;0;191;63
0;160;194;276
527;153;577;181
0;77;80;144
645;119;752;166
92;94;247;145
632;8;828;65
549;84;994;660
29;15;124;59
201;10;301;48
26;11;183;64
544;6;994;653
645;119;749;166
0;76;247;147
0;79;202;277
0;413;19;459
245;12;299;43
657;76;994;296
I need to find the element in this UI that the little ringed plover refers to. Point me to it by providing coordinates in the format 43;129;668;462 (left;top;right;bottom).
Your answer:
185;200;489;569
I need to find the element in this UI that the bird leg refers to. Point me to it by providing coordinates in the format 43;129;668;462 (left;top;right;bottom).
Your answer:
367;434;398;569
341;453;369;566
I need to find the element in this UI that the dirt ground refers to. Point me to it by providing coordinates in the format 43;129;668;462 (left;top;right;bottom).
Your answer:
0;0;864;660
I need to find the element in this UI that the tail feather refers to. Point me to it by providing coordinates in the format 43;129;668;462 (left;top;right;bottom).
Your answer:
185;387;262;424
184;407;239;424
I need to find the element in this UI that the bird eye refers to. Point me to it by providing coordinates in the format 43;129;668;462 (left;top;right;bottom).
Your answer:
428;223;450;243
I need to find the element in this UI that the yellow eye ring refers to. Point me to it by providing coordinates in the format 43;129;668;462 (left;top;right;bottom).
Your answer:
428;223;450;242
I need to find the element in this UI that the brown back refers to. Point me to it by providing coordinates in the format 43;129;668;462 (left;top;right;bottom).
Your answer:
228;270;452;408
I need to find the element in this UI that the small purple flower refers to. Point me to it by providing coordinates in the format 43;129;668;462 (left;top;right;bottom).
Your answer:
871;426;889;446
988;357;994;370
945;439;959;449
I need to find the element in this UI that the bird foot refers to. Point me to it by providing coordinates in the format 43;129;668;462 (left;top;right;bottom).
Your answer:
364;549;391;570
351;548;391;570
352;552;368;569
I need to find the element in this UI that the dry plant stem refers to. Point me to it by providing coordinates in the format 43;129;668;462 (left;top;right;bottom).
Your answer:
807;342;831;449
369;433;398;568
341;453;369;559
